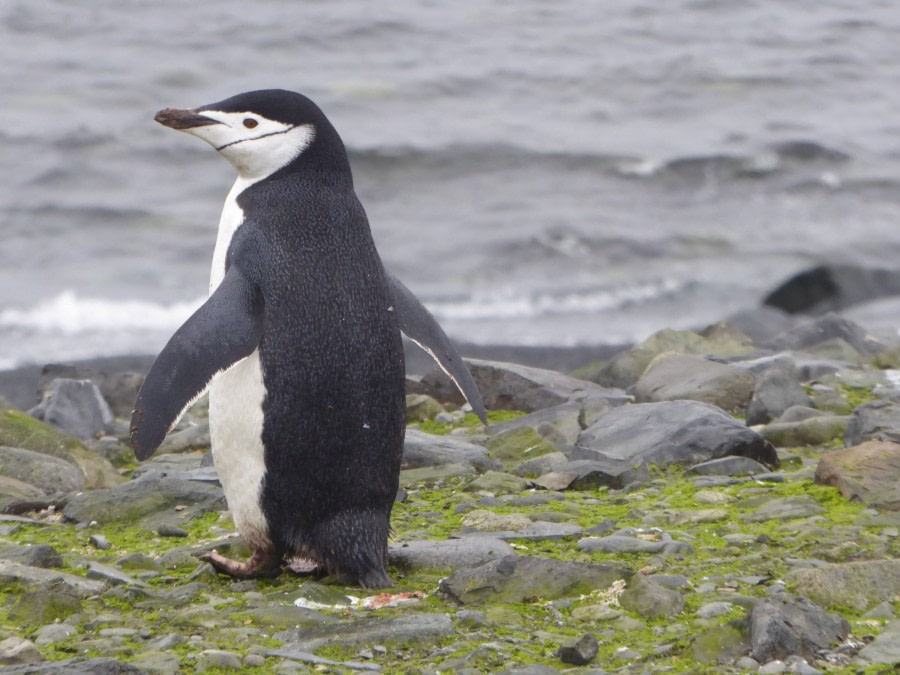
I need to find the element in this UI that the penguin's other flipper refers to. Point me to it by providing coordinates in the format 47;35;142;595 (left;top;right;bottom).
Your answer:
386;272;487;424
131;266;264;460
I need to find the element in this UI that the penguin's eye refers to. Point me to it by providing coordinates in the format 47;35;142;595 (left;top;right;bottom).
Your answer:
243;118;258;129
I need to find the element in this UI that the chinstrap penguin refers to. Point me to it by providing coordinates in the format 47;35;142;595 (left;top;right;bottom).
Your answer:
131;89;485;587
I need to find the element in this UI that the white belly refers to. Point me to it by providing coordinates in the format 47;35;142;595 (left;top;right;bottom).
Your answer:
208;176;271;552
209;350;270;552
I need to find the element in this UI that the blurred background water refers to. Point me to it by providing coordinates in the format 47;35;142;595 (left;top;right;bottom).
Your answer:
2;0;900;369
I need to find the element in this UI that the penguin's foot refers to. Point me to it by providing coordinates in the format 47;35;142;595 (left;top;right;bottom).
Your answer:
285;556;321;576
199;548;282;579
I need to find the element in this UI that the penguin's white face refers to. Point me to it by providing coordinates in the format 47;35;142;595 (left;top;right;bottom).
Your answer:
155;108;315;182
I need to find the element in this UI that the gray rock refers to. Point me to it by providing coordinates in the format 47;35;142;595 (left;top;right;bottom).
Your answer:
0;658;142;674
685;456;771;477
758;661;787;674
0;543;63;568
0;637;42;666
28;378;113;440
389;538;514;571
770;313;883;355
257;647;382;672
496;521;582;541
402;429;501;472
274;613;454;650
158;422;210;454
33;623;78;646
512;452;571;478
131;452;206;481
439;555;630;605
815;440;900;511
400;462;475;486
556;633;598;665
421;358;613;412
7;579;83;625
461;509;532;532
86;561;147;587
861;601;896;620
576;400;778;470
489;394;627;447
130;652;181;675
786;559;900;611
777;405;828;423
195;650;243;671
746;365;812;425
633;353;756;413
749;592;850;662
855;618;900;665
593;327;755;389
0;559;106;597
577;535;692;555
844;400;900;446
742;495;824;522
618;574;684;619
0;446;84;498
697;601;733;618
758;416;849;448
464;471;529;494
534;457;649;490
63;476;226;527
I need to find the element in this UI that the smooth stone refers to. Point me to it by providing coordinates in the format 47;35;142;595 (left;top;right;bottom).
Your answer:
511;452;571;478
777;405;829;423
746;365;812;425
130;652;182;674
570;604;621;622
399;463;475;486
786;559;900;611
815;440;900;511
0;559;106;597
697;601;733;618
461;510;532;532
855;619;900;665
592;327;754;389
0;637;42;665
405;393;444;422
496;521;582;541
861;601;896;620
692;624;748;664
758;661;787;674
770;313;882;355
63;476;226;527
0;446;84;498
685;456;771;477
758;416;849;447
274;613;454;650
28;378;113;440
464;471;529;495
742;496;824;522
389;538;514;572
0;543;63;568
157;523;189;538
421;358;613;412
577;535;692;555
195;650;243;672
844;400;900;446
33;624;78;646
693;490;735;504
485;427;560;467
86;561;147;587
576;400;777;470
439;555;630;605
749;592;850;662
0;408;121;490
245;606;336;628
618;575;684;619
555;633;598;666
402;429;500;472
632;353;756;413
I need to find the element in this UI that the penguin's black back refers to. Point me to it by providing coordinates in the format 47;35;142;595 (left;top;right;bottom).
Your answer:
236;168;405;584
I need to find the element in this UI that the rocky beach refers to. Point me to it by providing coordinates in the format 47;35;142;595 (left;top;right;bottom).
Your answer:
0;300;898;673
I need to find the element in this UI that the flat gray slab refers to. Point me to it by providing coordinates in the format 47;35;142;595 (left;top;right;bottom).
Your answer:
0;559;106;597
389;537;513;571
274;613;454;651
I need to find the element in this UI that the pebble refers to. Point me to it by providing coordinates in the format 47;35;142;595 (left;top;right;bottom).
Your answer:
758;660;787;674
157;523;189;537
697;602;733;619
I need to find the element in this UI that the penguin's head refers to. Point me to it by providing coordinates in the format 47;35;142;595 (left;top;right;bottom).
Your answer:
155;89;346;181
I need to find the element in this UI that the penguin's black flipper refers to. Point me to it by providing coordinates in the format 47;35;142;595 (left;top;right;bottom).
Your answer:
386;272;487;424
131;265;264;460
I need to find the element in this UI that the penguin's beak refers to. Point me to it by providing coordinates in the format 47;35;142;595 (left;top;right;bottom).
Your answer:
154;108;220;130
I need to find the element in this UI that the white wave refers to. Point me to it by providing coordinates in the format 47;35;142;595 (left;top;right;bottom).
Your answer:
427;278;684;321
0;290;203;334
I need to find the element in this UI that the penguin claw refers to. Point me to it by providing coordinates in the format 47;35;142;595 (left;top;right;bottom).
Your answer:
285;556;321;576
199;548;281;579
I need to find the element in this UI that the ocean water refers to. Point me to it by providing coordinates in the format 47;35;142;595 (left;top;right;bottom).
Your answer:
2;0;900;369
